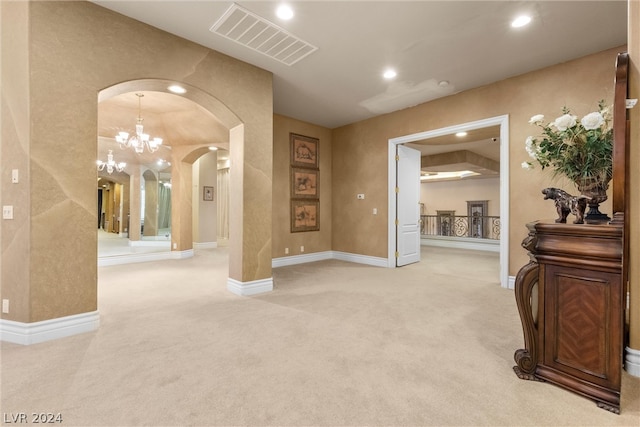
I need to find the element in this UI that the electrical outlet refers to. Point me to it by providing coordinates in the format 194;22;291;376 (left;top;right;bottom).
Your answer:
2;299;9;314
300;246;304;253
373;208;377;215
357;193;365;199
172;243;177;249
3;206;13;220
285;247;289;255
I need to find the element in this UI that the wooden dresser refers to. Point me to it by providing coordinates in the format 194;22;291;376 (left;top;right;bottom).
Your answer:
513;52;630;415
513;221;623;413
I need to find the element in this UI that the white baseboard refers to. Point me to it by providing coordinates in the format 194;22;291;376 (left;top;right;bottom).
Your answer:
227;277;274;296
0;311;100;345
272;251;333;268
625;346;640;377
171;249;194;259
194;241;218;249
508;275;516;290
332;251;388;267
421;236;500;252
272;251;387;268
98;249;193;266
129;240;171;247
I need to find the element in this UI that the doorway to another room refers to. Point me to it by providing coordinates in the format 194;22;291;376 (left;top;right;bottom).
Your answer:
387;115;510;288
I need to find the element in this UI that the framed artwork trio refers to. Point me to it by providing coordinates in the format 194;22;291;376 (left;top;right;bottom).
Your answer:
290;133;319;232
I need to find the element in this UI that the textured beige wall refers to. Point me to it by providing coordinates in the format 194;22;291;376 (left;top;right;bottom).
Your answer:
1;1;31;322
332;46;625;269
273;114;332;257
331;123;389;257
421;178;501;217
0;1;272;322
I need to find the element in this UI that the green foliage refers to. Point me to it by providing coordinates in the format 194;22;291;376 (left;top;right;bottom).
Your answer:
523;101;613;183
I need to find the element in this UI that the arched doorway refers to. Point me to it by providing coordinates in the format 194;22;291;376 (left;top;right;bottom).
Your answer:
96;79;266;295
0;1;274;345
97;84;229;262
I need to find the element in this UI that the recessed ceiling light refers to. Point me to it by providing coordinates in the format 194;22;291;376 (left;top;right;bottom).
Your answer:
383;69;397;79
209;146;218;151
438;80;450;87
511;15;531;28
276;4;294;20
456;132;467;137
168;85;186;94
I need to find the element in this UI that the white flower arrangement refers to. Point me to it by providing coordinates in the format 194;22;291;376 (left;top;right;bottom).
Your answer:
522;101;613;184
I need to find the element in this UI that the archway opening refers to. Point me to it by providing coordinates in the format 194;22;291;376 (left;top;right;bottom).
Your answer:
97;79;239;268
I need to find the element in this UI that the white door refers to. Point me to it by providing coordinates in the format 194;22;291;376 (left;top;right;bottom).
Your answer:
396;144;421;266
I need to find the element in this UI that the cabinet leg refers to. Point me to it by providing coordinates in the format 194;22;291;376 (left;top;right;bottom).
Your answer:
513;261;540;377
513;365;544;382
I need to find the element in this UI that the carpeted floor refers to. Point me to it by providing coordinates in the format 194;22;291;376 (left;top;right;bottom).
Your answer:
1;247;639;426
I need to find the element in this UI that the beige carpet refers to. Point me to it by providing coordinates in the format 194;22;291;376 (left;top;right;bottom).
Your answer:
1;247;639;426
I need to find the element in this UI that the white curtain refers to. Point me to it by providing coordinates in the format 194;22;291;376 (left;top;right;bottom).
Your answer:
157;184;172;230
217;168;230;239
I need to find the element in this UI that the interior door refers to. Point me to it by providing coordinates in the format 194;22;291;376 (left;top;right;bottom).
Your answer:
396;144;421;266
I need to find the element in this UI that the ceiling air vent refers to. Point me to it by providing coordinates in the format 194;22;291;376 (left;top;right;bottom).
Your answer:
210;3;318;66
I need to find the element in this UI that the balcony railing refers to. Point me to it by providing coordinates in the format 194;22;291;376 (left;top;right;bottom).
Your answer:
420;215;500;240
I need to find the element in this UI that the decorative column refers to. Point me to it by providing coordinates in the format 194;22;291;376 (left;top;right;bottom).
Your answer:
142;170;158;237
170;154;193;253
128;165;141;241
120;178;130;237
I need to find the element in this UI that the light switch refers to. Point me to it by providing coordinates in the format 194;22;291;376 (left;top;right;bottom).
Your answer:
2;206;13;220
357;193;365;199
12;169;19;183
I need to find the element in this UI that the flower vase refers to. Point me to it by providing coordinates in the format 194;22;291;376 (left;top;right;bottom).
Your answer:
575;176;611;224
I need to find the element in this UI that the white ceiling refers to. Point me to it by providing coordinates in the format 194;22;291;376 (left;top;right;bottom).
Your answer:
92;0;627;129
92;1;627;181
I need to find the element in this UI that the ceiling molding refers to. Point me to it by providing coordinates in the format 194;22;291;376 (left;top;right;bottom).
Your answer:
421;150;500;177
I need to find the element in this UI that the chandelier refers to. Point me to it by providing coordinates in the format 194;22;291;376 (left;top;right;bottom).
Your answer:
115;93;163;154
97;150;126;174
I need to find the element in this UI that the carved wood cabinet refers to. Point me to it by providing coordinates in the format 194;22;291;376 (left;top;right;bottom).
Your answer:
513;221;624;413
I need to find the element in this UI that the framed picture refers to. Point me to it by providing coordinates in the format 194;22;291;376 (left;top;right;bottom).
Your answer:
291;167;319;199
291;199;319;232
203;186;214;201
290;133;319;169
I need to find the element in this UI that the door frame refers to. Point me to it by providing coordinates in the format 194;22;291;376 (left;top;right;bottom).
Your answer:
387;115;510;288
